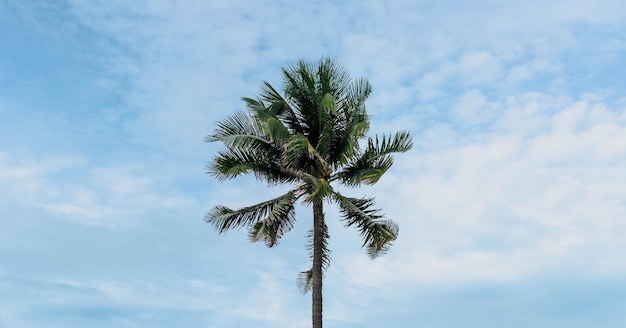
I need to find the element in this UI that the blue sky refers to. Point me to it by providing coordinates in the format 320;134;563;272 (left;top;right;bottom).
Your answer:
1;0;625;327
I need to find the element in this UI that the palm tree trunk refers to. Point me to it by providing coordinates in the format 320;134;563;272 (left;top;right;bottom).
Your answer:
312;198;324;328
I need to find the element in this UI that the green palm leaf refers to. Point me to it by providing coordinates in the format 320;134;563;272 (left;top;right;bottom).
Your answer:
328;105;369;167
297;222;330;294
337;130;413;186
255;109;291;144
300;174;333;203
205;111;271;150
282;135;328;175
247;191;299;247
205;190;300;234
208;147;297;185
332;192;399;258
316;93;337;159
260;82;305;134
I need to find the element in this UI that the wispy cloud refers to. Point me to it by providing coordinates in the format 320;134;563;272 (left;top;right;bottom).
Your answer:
2;0;626;327
335;92;626;292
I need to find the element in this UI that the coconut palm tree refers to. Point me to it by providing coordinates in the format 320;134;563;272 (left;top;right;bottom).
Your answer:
205;58;412;328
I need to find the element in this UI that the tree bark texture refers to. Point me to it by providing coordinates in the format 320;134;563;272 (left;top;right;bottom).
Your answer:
312;198;324;328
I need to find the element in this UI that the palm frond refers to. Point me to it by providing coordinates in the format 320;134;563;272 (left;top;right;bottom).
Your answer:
254;109;291;144
297;223;330;294
296;268;313;294
205;111;271;151
319;93;337;118
246;89;306;142
206;111;290;185
206;190;299;234
332;192;399;258
247;82;305;136
259;81;285;106
282;62;321;132
241;97;265;112
363;219;398;258
343;77;372;111
373;131;413;155
316;92;338;159
336;131;412;186
318;57;351;100
208;147;297;185
247;191;299;247
281;135;328;175
285;135;317;159
300;175;333;203
328;106;370;167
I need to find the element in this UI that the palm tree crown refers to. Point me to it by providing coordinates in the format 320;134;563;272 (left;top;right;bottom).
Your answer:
206;58;412;327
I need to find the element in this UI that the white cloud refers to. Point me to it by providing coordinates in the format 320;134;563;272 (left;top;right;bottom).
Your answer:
332;92;626;295
0;152;195;227
453;89;501;126
222;270;309;328
504;59;559;85
458;51;504;85
3;1;626;326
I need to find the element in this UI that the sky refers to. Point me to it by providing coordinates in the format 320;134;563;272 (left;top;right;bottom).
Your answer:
1;0;625;327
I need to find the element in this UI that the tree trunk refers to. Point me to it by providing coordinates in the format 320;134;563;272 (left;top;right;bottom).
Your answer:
312;198;324;328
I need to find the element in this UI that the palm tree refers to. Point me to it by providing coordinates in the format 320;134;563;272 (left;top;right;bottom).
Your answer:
205;58;412;328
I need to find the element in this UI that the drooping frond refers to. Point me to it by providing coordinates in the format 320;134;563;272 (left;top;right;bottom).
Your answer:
247;191;299;247
332;192;399;258
206;190;300;234
297;223;330;294
363;219;398;258
336;131;413;186
296;269;313;294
